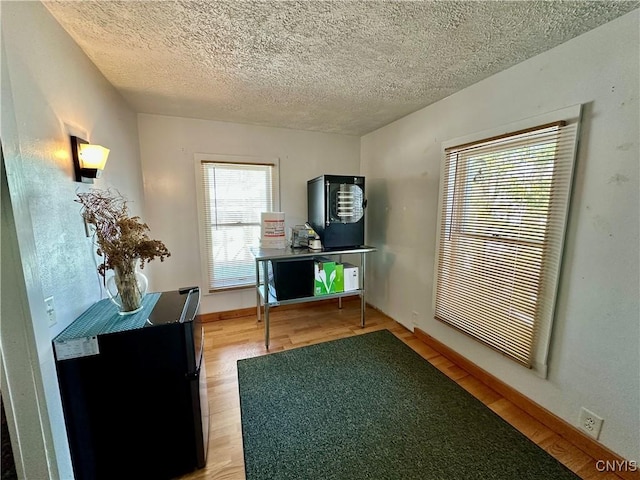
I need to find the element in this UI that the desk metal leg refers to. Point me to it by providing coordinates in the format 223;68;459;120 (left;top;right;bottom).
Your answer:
360;252;366;328
265;303;270;350
256;259;261;321
263;260;270;349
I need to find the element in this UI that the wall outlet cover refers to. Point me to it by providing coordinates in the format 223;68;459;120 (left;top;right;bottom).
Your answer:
45;296;57;327
578;407;603;440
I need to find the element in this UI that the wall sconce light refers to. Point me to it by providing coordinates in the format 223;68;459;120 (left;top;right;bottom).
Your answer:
70;135;110;183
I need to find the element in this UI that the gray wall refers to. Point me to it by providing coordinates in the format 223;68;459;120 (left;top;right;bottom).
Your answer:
137;113;361;314
360;10;639;461
1;2;146;477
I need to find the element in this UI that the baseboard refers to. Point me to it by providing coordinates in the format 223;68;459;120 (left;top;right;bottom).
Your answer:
198;296;360;323
414;328;639;480
198;306;256;323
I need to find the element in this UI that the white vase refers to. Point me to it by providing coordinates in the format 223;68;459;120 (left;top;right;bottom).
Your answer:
106;260;149;315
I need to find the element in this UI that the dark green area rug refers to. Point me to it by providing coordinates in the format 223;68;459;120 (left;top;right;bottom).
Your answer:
237;330;579;480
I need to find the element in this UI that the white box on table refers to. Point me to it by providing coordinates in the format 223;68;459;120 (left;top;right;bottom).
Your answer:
342;263;359;292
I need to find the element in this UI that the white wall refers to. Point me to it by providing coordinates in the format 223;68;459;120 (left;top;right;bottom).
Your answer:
1;2;146;477
138;114;360;313
360;10;639;461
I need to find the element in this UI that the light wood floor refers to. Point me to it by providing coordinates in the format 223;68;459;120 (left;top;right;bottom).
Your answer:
178;300;624;480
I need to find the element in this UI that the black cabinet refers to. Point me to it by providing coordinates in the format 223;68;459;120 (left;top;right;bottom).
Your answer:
53;289;209;480
268;258;315;300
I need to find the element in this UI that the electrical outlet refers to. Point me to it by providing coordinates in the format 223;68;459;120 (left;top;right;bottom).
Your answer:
578;407;603;439
411;311;419;325
45;296;57;327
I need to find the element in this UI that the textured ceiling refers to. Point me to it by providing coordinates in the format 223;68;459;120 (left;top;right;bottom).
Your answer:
43;1;638;136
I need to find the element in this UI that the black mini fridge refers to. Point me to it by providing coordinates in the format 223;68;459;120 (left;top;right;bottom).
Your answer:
53;287;209;480
307;174;366;249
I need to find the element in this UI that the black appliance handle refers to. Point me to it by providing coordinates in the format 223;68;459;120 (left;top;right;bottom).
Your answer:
179;287;201;324
179;285;198;294
185;326;205;378
197;326;204;371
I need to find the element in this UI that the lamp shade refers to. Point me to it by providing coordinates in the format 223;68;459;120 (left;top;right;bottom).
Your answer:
71;135;110;183
78;143;110;170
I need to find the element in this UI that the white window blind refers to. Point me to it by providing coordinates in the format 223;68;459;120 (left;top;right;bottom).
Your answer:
435;117;579;368
201;161;276;290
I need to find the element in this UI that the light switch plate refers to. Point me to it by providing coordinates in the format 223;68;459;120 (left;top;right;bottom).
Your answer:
45;296;57;327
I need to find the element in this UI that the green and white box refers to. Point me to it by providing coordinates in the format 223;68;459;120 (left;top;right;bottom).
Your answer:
334;264;344;293
342;263;359;292
314;260;344;295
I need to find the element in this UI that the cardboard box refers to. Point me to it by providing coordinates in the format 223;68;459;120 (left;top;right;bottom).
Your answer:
260;212;286;248
314;261;344;295
334;264;344;293
342;263;359;292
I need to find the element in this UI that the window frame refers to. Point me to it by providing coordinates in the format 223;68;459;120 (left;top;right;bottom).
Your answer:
194;153;280;293
434;105;582;376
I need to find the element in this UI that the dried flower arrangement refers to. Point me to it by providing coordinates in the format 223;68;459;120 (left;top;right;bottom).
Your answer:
76;189;170;312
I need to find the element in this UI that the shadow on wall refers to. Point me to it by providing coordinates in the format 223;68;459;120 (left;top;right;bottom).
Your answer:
545;101;592;369
366;178;395;307
365;173;439;319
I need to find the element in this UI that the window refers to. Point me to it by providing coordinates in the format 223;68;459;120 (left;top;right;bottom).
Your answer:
197;156;279;291
435;108;580;371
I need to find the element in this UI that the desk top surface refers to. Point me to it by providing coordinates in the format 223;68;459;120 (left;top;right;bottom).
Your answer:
249;245;376;261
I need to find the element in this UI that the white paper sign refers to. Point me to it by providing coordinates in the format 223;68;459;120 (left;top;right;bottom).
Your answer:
54;336;100;360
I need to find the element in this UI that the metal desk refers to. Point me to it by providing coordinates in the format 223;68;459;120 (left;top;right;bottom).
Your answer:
250;245;376;349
